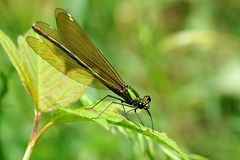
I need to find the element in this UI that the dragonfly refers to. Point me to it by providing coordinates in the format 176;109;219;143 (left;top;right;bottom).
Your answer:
26;8;154;130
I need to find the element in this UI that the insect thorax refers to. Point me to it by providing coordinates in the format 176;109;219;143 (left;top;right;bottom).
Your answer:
121;86;140;104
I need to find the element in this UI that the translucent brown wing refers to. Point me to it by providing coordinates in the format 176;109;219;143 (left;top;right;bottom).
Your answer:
55;8;126;92
26;35;106;89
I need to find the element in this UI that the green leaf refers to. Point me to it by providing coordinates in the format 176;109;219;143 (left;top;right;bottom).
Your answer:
52;105;190;160
0;30;89;112
0;30;18;73
189;154;208;160
1;29;204;160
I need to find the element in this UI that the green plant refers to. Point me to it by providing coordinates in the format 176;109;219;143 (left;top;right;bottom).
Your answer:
0;29;206;160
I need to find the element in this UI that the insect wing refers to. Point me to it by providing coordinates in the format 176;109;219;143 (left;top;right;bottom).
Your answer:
55;8;125;91
26;35;106;89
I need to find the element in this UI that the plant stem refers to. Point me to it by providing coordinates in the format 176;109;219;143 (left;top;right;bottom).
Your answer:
31;112;42;138
22;121;54;160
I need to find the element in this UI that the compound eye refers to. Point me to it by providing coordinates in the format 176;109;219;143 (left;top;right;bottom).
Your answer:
144;96;151;103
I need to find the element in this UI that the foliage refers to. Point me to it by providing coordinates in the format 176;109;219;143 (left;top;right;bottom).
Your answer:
1;0;240;160
0;27;195;160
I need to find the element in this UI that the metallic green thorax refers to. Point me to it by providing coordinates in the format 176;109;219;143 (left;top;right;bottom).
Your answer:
121;86;140;104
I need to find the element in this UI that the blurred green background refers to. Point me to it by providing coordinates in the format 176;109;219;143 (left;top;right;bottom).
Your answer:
1;0;240;159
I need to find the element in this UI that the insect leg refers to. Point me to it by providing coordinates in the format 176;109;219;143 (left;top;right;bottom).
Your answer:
146;109;155;131
121;105;129;120
90;95;124;109
120;108;142;130
118;103;136;120
92;101;127;119
134;110;145;126
120;103;138;119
